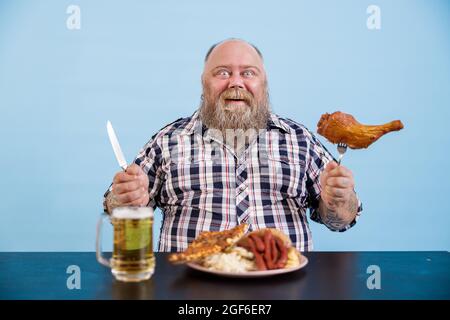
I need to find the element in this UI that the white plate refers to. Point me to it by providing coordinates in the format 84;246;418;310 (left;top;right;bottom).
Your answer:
186;255;308;278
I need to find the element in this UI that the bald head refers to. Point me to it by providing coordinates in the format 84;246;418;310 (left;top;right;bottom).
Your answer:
202;39;266;84
204;38;263;63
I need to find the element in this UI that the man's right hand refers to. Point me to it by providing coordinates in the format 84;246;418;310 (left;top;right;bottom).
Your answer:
109;163;150;210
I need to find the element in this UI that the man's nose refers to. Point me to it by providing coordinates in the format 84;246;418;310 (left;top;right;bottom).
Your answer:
228;74;245;89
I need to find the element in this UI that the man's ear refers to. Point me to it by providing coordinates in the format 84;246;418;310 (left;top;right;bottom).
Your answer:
200;73;205;86
200;74;205;101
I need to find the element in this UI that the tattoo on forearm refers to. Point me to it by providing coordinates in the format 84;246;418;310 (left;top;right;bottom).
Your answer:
322;208;348;230
347;193;358;217
105;192;121;214
320;192;358;230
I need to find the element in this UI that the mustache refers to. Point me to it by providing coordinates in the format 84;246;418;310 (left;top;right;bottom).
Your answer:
219;88;254;104
199;84;271;133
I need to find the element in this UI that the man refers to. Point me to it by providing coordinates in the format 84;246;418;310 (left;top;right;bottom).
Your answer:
103;38;362;252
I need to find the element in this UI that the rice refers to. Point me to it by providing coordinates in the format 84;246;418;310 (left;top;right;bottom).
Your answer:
202;247;256;273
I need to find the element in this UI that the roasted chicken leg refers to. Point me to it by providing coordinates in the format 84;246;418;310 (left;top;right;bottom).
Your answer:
317;111;404;149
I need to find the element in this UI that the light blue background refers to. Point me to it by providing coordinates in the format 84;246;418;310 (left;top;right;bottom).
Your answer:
0;0;449;252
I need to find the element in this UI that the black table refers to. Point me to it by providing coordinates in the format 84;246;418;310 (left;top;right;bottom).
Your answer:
0;252;449;300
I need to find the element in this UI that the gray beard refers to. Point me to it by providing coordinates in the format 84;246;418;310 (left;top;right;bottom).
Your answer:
199;94;270;134
198;95;271;157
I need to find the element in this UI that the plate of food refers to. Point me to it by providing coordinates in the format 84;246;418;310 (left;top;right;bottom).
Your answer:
168;224;308;278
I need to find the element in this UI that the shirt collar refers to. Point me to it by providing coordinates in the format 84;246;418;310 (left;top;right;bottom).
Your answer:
178;110;204;136
267;113;292;134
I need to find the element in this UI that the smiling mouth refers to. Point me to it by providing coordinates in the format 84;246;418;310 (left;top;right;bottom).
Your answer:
225;99;247;103
224;99;248;108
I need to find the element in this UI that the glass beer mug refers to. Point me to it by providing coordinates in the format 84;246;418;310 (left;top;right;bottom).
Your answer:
96;206;155;282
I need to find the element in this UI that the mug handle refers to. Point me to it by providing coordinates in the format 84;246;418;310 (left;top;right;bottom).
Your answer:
96;212;111;268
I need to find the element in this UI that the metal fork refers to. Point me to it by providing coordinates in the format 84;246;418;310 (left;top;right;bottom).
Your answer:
337;142;348;165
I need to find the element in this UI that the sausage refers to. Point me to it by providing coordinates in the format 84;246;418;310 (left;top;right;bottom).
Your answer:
263;230;275;269
263;251;274;270
249;234;265;252
247;237;267;271
275;237;288;268
237;237;252;251
271;237;279;265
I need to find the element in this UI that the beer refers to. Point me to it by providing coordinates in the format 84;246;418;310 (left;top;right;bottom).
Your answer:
96;206;155;282
111;207;154;282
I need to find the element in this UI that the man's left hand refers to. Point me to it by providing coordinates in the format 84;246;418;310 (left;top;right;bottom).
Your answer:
319;161;355;212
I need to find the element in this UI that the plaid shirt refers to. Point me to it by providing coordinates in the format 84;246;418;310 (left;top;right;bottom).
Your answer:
104;111;362;252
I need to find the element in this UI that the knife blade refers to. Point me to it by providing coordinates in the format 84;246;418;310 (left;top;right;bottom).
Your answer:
107;120;128;171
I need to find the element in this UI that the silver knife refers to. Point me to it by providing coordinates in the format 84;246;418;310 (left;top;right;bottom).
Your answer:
107;120;128;171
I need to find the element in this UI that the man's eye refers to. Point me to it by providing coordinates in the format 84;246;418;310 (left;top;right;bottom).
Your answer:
216;70;230;77
243;70;255;77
